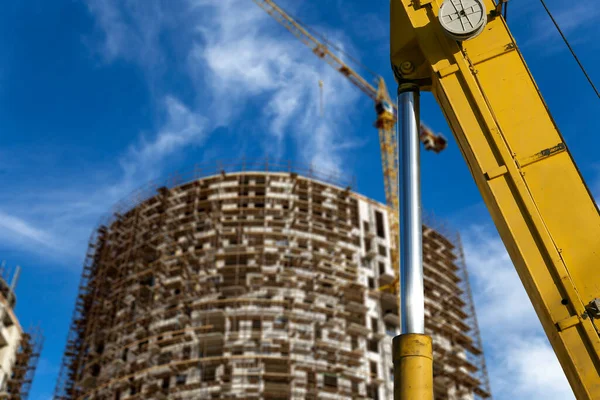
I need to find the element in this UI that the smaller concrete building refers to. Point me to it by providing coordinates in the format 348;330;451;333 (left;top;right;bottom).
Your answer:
0;266;42;399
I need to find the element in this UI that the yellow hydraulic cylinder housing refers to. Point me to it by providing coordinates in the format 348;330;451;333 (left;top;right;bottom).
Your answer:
393;334;434;400
390;0;600;399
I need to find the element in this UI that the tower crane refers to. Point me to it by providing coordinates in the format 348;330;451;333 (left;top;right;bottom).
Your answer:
252;0;447;293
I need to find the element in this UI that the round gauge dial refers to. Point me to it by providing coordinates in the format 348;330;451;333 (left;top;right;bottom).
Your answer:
438;0;487;41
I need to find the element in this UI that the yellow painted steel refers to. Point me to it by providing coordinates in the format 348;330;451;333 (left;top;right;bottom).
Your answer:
393;334;434;400
390;0;600;398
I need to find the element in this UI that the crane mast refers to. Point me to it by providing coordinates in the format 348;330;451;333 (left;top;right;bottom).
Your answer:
253;0;447;294
390;0;600;399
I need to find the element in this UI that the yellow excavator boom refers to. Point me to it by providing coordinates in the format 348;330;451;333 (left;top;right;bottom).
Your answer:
390;1;600;398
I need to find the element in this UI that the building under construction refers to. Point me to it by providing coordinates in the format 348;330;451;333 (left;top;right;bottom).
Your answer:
0;265;43;400
54;162;491;399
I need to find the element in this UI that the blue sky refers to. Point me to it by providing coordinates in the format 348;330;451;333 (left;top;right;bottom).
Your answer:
1;1;598;399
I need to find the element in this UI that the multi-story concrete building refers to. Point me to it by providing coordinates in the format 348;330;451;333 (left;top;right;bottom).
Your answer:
0;266;42;399
54;164;491;399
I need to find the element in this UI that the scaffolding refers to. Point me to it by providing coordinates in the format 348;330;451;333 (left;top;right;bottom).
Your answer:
455;236;492;399
0;263;43;400
6;327;43;400
54;162;491;400
423;212;492;400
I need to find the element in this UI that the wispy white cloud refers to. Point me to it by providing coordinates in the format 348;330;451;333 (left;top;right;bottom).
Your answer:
86;0;363;175
132;96;207;162
89;95;207;211
110;95;207;197
520;2;600;52
0;95;205;263
2;0;365;265
0;211;60;251
189;0;361;173
462;224;574;400
84;0;165;65
503;337;575;399
463;225;533;332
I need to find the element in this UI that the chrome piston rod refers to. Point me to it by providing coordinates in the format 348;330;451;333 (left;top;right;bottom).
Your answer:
398;86;424;335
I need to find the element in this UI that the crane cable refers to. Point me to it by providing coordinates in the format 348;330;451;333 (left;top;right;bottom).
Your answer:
538;0;600;100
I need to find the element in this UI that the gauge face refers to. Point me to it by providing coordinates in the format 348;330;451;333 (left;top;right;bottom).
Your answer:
438;0;487;41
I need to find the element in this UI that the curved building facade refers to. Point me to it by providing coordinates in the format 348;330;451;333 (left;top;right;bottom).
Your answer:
55;168;490;400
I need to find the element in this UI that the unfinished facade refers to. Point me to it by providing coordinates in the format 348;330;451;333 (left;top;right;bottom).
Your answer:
0;267;42;400
54;165;491;399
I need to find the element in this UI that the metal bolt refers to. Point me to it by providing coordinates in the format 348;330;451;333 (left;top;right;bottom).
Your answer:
400;61;415;75
585;298;600;319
